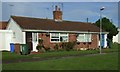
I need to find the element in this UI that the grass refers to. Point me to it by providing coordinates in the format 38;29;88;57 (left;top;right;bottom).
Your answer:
2;42;119;70
2;52;118;70
102;42;119;53
2;50;98;61
2;42;119;61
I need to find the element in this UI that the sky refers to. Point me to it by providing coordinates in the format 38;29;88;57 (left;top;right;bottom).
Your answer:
0;1;119;27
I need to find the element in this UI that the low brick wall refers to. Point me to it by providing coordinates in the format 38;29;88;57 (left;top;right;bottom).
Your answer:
14;44;20;54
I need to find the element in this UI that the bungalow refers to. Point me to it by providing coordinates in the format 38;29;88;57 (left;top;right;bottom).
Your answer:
0;21;8;29
6;6;108;52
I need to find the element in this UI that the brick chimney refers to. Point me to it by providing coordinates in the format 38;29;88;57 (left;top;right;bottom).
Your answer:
53;5;62;21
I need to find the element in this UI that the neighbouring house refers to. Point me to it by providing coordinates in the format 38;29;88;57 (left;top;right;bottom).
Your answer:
0;21;8;29
6;6;108;52
0;21;13;51
113;28;120;44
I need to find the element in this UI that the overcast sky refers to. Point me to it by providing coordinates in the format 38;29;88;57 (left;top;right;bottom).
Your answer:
1;2;119;27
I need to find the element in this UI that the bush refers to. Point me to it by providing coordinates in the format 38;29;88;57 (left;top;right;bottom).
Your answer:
38;39;43;45
44;46;51;52
111;42;120;49
62;42;76;51
36;45;43;50
36;39;44;52
54;44;59;51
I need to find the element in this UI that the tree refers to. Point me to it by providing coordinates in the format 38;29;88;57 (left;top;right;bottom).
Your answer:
95;17;118;42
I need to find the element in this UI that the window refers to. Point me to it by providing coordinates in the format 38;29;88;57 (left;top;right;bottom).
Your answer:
50;33;60;42
60;33;68;42
86;34;91;42
77;34;91;42
77;34;84;42
50;33;68;42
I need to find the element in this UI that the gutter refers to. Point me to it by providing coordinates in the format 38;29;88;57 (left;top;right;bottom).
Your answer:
23;29;109;34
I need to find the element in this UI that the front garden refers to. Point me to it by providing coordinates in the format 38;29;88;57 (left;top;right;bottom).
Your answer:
1;42;119;70
2;42;119;62
2;52;118;70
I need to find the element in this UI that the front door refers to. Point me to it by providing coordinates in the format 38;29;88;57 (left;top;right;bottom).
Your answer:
101;34;104;48
26;32;33;52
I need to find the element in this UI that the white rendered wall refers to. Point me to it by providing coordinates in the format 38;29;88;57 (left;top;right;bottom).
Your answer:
104;34;107;48
113;28;120;44
0;30;13;51
7;18;24;44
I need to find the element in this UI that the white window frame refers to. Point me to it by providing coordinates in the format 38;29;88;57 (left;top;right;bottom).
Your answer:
50;33;68;43
77;34;85;42
50;33;60;43
60;33;69;42
85;34;91;42
77;34;91;42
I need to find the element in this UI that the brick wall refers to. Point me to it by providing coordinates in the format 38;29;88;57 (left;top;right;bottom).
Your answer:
75;34;99;49
69;33;76;42
38;33;99;50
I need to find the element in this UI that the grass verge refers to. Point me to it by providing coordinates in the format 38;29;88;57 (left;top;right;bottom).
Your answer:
2;52;118;70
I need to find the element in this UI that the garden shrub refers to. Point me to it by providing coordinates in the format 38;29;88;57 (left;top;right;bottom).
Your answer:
44;46;51;52
38;39;43;45
36;39;44;52
54;44;59;51
62;41;76;51
111;42;120;49
36;45;43;51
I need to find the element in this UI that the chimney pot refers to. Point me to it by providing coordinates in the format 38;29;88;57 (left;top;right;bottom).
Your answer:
58;8;60;11
55;5;57;11
55;5;59;11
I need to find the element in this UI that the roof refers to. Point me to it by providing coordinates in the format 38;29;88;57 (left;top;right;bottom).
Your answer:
0;21;8;29
11;16;105;33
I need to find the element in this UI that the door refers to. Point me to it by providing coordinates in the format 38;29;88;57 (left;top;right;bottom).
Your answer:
26;32;33;52
101;34;104;48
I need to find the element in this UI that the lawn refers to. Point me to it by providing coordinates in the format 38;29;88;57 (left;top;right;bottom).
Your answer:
2;50;98;61
1;42;119;70
2;42;119;61
2;52;118;70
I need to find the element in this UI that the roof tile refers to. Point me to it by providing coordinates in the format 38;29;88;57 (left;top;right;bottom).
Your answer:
11;16;103;32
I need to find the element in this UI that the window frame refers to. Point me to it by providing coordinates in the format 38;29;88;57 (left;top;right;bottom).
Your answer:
50;33;60;43
77;34;91;42
60;33;69;42
50;33;69;43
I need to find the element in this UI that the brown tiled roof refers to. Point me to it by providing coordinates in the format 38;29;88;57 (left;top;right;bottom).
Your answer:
0;21;8;29
11;16;104;32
